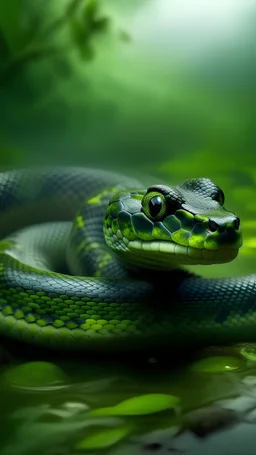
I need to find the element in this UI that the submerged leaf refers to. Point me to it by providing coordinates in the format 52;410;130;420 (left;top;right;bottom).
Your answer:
89;393;180;417
75;425;132;450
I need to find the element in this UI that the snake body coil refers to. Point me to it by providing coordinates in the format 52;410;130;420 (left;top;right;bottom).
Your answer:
0;167;255;351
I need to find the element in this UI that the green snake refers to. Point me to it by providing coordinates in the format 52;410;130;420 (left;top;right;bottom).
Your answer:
0;167;255;351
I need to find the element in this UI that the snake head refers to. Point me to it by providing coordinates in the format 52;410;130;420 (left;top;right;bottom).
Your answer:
104;178;243;271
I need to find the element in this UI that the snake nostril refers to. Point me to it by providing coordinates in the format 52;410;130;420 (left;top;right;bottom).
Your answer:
233;217;240;230
209;220;219;232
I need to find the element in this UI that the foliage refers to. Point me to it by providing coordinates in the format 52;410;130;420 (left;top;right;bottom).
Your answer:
0;0;129;84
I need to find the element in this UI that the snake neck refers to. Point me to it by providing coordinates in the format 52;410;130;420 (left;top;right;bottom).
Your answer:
66;187;131;279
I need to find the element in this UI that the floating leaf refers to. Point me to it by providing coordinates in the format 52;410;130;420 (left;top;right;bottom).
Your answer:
89;393;180;417
75;425;132;450
3;361;67;389
191;356;244;373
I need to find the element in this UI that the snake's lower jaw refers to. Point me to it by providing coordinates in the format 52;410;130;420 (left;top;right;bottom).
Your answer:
125;240;240;270
200;247;239;265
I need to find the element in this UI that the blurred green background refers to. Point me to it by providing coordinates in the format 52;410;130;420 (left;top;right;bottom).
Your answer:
1;3;256;454
0;0;255;272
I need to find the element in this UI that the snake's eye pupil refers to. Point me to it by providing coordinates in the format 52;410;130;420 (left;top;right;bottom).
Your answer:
149;196;162;217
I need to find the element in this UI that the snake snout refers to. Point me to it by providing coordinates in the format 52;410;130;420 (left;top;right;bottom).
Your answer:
208;216;240;233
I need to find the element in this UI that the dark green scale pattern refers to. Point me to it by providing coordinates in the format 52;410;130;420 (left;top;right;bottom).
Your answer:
116;212;136;241
0;257;157;349
132;213;154;240
1;257;256;349
67;187;129;279
163;215;181;233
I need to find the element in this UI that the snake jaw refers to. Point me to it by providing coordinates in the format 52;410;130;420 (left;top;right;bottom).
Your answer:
106;237;240;270
128;240;240;267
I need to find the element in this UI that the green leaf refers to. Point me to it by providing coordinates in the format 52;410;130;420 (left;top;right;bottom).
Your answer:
75;425;131;450
70;19;87;45
83;0;98;25
92;17;110;34
3;361;67;389
190;356;244;373
89;393;180;417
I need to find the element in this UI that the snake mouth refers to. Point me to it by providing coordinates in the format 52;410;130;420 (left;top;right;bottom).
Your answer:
127;239;239;267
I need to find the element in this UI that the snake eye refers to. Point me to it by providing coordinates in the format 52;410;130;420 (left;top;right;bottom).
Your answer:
142;191;167;221
211;188;225;205
149;196;162;217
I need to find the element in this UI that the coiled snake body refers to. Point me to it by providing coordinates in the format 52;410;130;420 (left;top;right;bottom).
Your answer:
0;167;255;350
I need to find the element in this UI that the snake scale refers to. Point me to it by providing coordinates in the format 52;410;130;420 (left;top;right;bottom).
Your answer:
0;167;255;351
